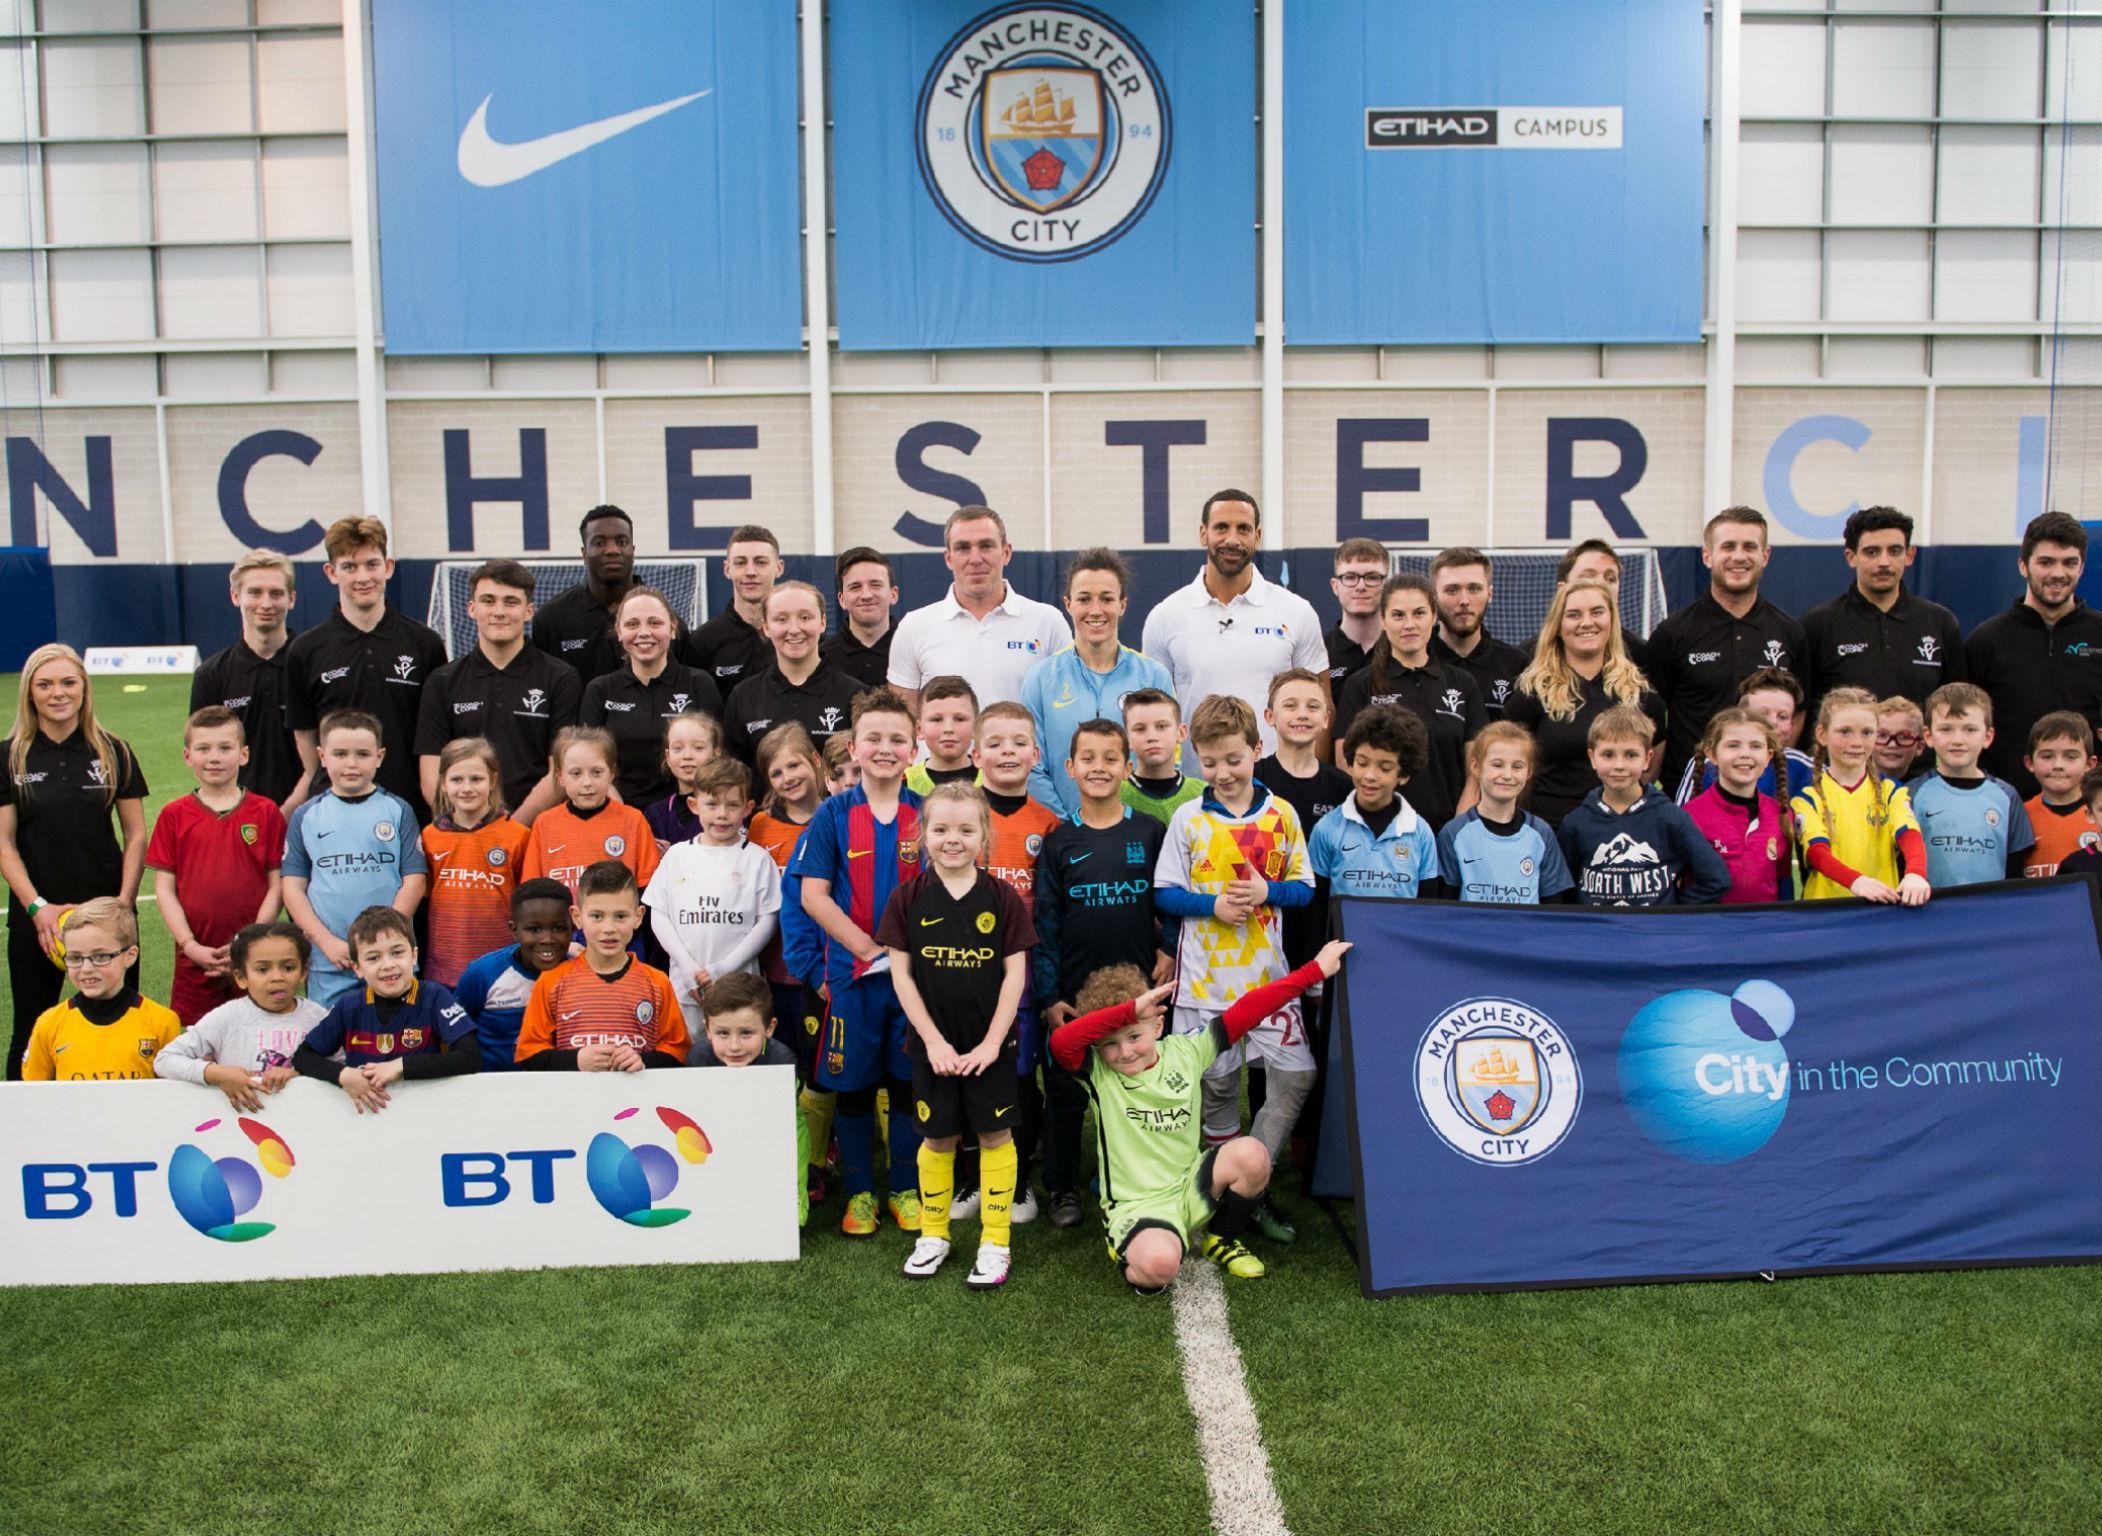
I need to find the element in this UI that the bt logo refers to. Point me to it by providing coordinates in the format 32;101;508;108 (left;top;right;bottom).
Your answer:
1618;979;1795;1163
439;1105;713;1228
20;1115;296;1241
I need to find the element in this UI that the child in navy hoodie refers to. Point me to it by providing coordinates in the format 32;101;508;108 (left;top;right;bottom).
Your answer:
1559;707;1729;908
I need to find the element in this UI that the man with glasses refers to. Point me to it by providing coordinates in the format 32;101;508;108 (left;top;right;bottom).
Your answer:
1325;538;1388;691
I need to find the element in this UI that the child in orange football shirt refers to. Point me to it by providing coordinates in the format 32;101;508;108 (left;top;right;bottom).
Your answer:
420;737;530;986
523;727;660;902
514;859;688;1069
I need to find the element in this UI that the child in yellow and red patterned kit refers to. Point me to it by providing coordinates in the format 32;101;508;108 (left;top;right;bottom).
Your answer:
943;701;1060;1224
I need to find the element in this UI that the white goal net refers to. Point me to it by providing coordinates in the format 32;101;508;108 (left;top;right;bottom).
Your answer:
1390;545;1670;642
427;560;710;661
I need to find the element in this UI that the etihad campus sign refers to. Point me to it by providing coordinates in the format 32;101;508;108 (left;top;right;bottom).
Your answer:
918;4;1170;261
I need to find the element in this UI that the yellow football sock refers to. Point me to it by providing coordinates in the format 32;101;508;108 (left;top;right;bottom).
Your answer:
980;1140;1018;1247
917;1145;955;1240
798;1087;835;1172
876;1086;891;1159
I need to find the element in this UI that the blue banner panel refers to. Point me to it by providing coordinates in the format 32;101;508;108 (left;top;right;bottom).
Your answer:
1285;0;1704;345
1338;881;2102;1295
372;0;802;354
830;1;1255;349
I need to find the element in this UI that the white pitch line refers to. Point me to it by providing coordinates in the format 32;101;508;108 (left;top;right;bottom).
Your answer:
1172;1259;1292;1536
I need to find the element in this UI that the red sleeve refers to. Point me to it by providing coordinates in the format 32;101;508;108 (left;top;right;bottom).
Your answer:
144;798;183;873
1049;998;1138;1072
1220;961;1326;1046
1803;840;1866;890
1896;826;1927;880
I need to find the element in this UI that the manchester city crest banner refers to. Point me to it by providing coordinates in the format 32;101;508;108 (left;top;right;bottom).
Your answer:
1285;0;1704;344
371;0;802;354
1335;880;2102;1296
829;0;1256;349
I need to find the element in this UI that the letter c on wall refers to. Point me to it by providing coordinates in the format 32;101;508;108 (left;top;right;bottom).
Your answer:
1763;415;1869;541
219;430;325;554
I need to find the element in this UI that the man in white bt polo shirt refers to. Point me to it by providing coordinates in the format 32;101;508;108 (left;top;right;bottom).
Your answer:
887;505;1072;709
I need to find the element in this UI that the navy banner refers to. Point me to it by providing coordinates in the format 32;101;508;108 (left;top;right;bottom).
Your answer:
829;1;1255;349
371;0;802;354
1284;0;1704;344
1336;880;2102;1296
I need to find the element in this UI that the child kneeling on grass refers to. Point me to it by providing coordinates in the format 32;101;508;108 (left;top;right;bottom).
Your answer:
1050;938;1352;1293
155;921;326;1107
691;971;810;1228
293;906;480;1113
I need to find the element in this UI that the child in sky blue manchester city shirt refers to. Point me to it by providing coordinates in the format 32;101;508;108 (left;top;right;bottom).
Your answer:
1308;704;1444;904
281;710;428;1005
1438;722;1575;904
1908;683;2036;886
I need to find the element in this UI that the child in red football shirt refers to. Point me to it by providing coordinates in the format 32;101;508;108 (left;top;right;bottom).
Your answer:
147;706;286;1026
421;737;530;986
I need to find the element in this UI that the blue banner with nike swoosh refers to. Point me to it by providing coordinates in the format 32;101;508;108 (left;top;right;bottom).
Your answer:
1334;879;2102;1296
828;0;1254;349
372;0;801;353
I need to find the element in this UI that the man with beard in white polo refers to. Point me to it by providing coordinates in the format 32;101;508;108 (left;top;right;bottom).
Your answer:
1140;489;1328;767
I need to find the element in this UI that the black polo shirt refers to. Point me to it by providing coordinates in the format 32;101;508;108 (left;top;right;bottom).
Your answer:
721;659;862;763
283;606;448;816
579;661;724;805
1324;625;1374;692
1640;591;1806;792
1333;657;1486;831
1431;627;1533;718
1504;678;1669;828
190;636;298;803
1965;598;2102;796
528;582;626;685
678;606;771;695
823;625;893;691
0;729;147;911
1799;584;1966;717
413;643;582;811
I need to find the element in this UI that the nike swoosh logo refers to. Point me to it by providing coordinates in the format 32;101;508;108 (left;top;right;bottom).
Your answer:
560;1009;582;1022
1069;851;1092;863
848;849;872;859
457;89;713;188
919;917;943;927
52;1044;68;1055
546;844;566;855
431;850;452;863
994;1106;1012;1119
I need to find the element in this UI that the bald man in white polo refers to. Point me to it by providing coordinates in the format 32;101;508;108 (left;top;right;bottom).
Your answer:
1140;488;1328;766
886;505;1071;708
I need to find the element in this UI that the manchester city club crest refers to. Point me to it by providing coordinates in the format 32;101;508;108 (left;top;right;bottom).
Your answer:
1413;998;1582;1167
917;4;1170;263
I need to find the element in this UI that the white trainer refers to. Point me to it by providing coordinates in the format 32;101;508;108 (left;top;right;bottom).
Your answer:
966;1241;1012;1290
901;1236;951;1279
948;1188;981;1222
1011;1186;1039;1225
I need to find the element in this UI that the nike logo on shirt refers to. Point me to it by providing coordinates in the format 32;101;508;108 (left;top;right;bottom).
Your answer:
848;849;872;859
1069;852;1092;864
456;89;714;188
919;917;943;927
560;1009;582;1022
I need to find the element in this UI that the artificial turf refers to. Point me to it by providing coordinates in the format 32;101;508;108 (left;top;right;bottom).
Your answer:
1;675;2097;1535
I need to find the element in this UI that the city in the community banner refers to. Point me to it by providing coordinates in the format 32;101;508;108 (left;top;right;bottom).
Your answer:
1336;880;2102;1296
1285;0;1704;344
1;1071;798;1286
371;0;802;353
830;0;1256;349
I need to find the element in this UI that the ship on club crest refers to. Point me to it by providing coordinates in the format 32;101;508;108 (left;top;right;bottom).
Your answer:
986;71;1102;211
1452;1036;1543;1134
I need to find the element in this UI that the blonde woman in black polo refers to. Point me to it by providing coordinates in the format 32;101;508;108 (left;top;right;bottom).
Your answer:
0;643;148;1078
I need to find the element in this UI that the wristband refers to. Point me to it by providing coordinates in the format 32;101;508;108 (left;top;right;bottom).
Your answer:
23;896;44;918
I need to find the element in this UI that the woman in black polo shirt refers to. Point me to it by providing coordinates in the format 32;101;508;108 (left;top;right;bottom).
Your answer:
579;586;723;806
0;644;148;1078
1503;580;1667;828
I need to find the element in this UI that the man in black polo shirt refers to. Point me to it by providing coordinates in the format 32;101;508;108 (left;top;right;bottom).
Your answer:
1800;506;1965;723
1640;507;1805;791
1325;537;1386;690
1967;511;2102;796
721;580;861;762
415;559;581;822
529;505;636;685
679;523;779;694
822;545;898;688
1428;545;1533;718
283;516;448;819
190;547;301;805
